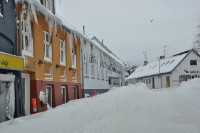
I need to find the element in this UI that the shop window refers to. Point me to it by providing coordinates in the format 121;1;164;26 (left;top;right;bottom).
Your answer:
60;40;66;65
73;86;78;99
190;60;197;66
46;86;52;108
44;31;52;62
61;86;66;104
72;45;76;68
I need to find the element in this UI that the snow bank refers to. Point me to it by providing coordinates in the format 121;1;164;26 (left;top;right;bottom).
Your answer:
0;84;149;133
1;81;200;133
176;78;200;110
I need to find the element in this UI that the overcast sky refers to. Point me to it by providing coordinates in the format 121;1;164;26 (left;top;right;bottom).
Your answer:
56;0;200;66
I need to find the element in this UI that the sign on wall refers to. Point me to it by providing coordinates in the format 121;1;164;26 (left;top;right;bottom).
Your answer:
0;52;24;71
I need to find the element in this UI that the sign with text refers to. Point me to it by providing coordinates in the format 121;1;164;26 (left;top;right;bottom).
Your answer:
0;53;24;71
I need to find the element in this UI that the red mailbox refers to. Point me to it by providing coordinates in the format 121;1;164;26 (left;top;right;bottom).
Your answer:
32;98;37;113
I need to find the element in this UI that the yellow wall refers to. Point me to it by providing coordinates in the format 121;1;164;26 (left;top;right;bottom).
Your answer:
17;4;81;83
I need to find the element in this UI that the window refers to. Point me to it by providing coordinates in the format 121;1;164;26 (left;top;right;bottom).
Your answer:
40;0;53;12
165;61;170;65
46;86;52;109
84;53;88;76
146;79;148;84
21;18;33;56
73;86;78;99
190;60;197;65
61;86;66;104
149;78;151;84
97;58;100;78
60;40;66;65
102;69;104;80
44;31;52;62
0;2;3;17
72;46;76;68
91;64;95;77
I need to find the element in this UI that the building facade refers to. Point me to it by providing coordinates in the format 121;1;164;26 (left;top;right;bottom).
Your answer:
0;0;24;123
16;0;82;115
81;36;126;97
127;49;200;89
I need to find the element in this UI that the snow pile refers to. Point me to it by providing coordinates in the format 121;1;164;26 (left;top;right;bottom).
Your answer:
1;81;200;133
176;78;200;110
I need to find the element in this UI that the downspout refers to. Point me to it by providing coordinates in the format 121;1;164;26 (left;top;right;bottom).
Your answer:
18;11;25;116
80;46;85;98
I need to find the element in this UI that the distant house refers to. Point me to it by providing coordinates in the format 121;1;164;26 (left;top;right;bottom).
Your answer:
126;49;200;89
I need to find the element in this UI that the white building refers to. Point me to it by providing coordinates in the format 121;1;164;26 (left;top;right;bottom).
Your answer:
127;49;200;89
81;36;126;97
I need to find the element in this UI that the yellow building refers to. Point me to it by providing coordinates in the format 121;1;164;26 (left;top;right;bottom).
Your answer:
16;0;82;115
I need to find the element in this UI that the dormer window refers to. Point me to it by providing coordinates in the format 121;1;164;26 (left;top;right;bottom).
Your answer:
40;0;54;13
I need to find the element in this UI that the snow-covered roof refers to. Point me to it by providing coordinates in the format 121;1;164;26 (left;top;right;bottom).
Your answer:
127;52;189;79
91;39;125;67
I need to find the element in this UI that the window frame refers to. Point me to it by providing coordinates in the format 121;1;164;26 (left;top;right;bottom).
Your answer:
72;45;76;68
60;39;66;65
190;60;197;66
43;31;52;62
0;2;3;17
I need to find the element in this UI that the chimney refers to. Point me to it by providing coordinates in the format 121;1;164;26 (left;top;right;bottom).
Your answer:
144;61;148;66
160;56;165;59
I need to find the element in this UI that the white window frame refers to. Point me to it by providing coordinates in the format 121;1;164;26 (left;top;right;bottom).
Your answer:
21;18;34;57
61;86;66;104
84;53;88;76
41;0;53;12
46;85;52;108
0;3;3;18
91;64;95;78
43;31;52;62
60;40;66;65
72;45;76;68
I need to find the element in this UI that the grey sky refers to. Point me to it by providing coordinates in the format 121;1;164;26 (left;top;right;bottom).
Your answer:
56;0;200;66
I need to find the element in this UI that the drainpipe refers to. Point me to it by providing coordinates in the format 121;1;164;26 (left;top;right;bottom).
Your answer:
80;46;85;98
18;11;25;116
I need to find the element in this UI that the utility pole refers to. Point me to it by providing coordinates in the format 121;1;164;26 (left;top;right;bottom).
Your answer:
142;50;151;61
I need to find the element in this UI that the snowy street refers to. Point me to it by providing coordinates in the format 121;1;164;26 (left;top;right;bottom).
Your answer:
0;79;200;133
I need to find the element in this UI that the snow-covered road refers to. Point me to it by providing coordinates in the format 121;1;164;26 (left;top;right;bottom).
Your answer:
0;79;200;133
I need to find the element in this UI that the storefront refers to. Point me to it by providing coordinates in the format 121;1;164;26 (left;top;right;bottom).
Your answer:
0;52;23;123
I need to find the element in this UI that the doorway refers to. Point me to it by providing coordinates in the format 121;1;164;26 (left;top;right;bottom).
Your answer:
166;76;170;87
22;74;30;115
0;82;8;123
46;86;52;109
152;77;155;89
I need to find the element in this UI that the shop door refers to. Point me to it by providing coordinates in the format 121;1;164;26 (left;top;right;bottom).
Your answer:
0;82;8;123
22;74;30;115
